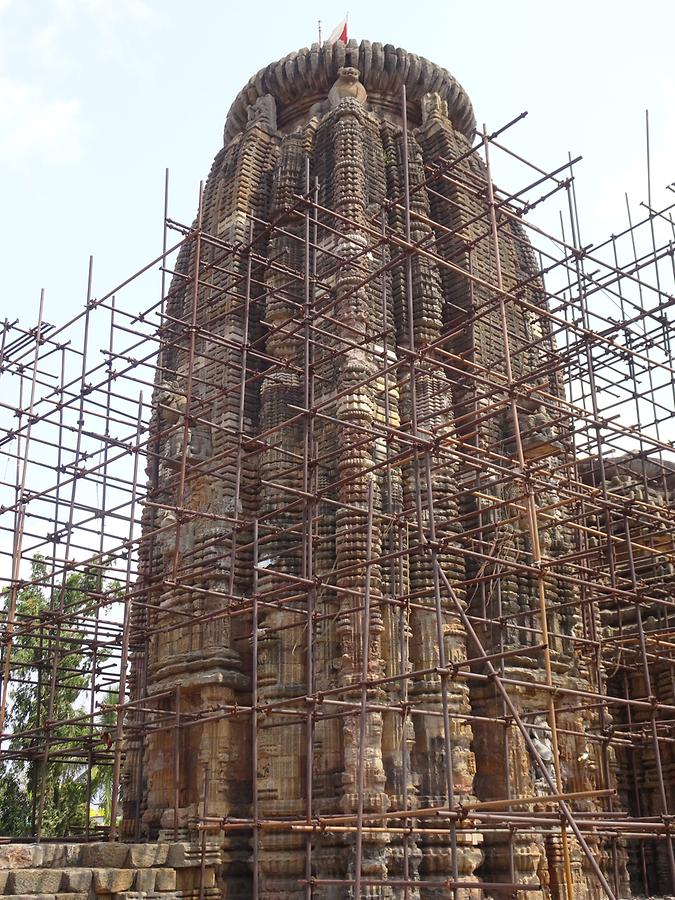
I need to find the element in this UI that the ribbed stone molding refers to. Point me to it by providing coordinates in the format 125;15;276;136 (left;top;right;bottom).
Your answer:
223;39;476;145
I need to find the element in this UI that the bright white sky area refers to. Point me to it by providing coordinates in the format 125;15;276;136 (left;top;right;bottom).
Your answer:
0;0;673;327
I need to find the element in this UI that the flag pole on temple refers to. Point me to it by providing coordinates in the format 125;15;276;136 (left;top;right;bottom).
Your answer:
318;19;322;47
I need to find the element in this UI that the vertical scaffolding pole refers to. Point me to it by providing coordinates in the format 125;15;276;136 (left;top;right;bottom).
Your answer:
482;125;575;900
109;393;144;840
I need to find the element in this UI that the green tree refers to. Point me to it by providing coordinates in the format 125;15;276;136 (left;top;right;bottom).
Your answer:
0;557;119;837
89;691;118;827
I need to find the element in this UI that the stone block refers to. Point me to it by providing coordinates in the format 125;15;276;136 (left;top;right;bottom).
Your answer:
175;867;214;891
0;873;8;893
0;845;42;869
41;846;81;869
60;869;93;892
133;869;156;893
154;868;176;891
81;843;129;868
55;894;89;900
200;889;220;900
91;868;135;894
165;844;195;868
5;895;55;900
126;844;169;868
8;869;62;894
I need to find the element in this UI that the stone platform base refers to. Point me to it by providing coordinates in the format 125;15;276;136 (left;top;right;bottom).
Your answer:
0;842;220;900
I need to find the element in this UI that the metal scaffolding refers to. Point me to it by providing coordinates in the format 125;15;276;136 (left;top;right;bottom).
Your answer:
1;102;674;900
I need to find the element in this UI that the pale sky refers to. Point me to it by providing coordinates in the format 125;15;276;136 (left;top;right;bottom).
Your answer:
0;0;673;327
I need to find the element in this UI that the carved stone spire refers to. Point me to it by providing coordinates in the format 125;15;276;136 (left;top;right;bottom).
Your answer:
123;39;624;899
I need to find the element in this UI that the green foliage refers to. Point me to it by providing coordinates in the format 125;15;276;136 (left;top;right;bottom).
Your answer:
0;557;119;837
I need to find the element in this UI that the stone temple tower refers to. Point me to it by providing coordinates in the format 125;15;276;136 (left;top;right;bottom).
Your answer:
122;40;623;899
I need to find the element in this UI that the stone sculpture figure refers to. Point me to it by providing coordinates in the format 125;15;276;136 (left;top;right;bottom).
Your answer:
246;93;277;133
328;66;368;108
529;716;556;794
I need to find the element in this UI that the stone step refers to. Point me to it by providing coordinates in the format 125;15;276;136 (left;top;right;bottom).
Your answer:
4;868;95;895
116;895;180;900
0;895;88;900
0;844;173;873
0;871;71;895
0;866;177;897
0;842;215;900
90;868;135;895
7;871;65;895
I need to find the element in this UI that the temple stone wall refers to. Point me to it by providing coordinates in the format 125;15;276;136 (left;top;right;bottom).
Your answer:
119;40;635;898
589;460;675;897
